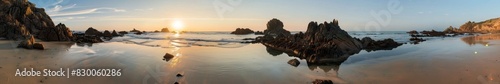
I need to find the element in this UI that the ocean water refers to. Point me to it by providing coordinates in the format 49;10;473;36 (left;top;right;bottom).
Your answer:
105;31;415;48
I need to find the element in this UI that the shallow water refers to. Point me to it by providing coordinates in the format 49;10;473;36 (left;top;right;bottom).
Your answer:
1;33;500;84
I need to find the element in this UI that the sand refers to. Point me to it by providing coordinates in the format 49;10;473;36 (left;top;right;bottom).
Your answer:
0;34;500;84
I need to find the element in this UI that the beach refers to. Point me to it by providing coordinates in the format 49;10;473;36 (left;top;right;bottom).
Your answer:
1;33;499;84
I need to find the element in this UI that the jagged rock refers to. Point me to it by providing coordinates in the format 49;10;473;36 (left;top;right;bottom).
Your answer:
264;18;291;37
0;0;72;41
458;17;500;33
161;28;169;32
103;30;112;37
37;23;73;41
312;79;333;84
231;28;254;35
421;30;445;36
259;19;401;65
444;26;459;33
111;30;120;36
85;27;102;37
287;59;300;67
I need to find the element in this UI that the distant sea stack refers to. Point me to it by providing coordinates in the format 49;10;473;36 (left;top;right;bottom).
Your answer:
458;17;500;33
230;28;254;35
0;0;72;41
161;28;169;32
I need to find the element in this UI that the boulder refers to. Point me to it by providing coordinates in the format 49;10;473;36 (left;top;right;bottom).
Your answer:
17;35;35;49
73;32;103;43
103;30;112;37
163;53;175;61
33;43;44;50
264;18;291;37
361;38;402;52
161;28;169;32
287;59;300;67
230;28;254;35
254;31;264;35
85;27;102;37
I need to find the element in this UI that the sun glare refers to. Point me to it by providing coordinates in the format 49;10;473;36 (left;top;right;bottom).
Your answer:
172;20;184;31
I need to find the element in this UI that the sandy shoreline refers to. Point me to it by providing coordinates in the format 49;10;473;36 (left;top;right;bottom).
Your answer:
1;34;500;84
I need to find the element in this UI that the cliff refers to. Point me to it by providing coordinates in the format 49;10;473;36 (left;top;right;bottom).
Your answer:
459;17;500;33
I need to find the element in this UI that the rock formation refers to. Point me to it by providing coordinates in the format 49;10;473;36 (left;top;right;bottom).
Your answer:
264;18;291;37
103;30;112;37
258;19;402;65
230;28;254;35
287;59;300;67
254;31;264;35
111;30;120;36
17;35;44;50
0;0;72;41
84;27;102;36
458;17;500;33
130;28;141;32
161;28;169;32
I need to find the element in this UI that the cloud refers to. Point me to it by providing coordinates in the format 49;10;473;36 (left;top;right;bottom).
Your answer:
52;17;86;21
47;4;76;12
51;0;64;6
49;8;126;17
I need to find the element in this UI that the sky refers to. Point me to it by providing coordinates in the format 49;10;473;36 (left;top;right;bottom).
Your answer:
28;0;500;31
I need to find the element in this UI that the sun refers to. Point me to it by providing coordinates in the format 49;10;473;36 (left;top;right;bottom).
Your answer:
172;20;184;31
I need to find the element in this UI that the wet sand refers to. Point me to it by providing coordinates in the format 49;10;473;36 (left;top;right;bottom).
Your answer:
1;34;500;84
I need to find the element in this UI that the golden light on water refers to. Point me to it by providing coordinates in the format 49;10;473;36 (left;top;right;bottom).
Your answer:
485;44;489;47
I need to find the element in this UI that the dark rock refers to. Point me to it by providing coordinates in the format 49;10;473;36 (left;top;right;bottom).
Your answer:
163;53;174;61
73;32;103;43
174;82;179;84
230;28;254;35
176;74;183;77
264;18;291;37
259;18;402;65
287;59;300;67
118;31;128;35
421;30;446;37
130;28;140;32
407;30;418;35
161;28;169;32
154;30;160;32
37;23;73;41
103;30;112;37
85;27;102;37
254;31;264;35
409;37;426;44
134;31;143;35
33;43;44;50
312;79;333;84
17;35;35;49
111;30;120;36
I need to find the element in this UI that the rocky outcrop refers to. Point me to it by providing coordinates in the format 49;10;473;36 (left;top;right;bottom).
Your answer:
254;31;264;35
111;30;120;36
118;31;128;35
84;27;102;36
73;32;103;43
130;28;141;32
264;18;291;37
258;19;402;65
37;23;73;41
230;28;254;35
312;79;333;84
103;30;112;37
458;17;500;33
0;0;72;41
17;35;44;50
161;28;169;32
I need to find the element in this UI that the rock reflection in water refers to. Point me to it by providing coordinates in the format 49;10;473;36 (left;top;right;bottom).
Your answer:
461;34;500;46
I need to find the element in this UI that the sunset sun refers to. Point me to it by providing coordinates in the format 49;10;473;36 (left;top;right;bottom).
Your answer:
172;20;184;31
